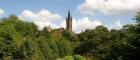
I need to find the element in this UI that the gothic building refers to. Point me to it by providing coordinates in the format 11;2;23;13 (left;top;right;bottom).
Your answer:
66;11;72;32
46;11;72;32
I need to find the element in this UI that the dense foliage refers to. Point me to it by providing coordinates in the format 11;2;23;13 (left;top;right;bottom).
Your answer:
0;11;140;60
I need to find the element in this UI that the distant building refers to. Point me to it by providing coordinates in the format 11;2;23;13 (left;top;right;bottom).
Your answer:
54;28;65;32
66;10;72;32
45;11;73;32
46;25;52;32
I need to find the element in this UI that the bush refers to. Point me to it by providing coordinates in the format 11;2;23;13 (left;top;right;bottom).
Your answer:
63;56;74;60
74;55;86;60
56;55;86;60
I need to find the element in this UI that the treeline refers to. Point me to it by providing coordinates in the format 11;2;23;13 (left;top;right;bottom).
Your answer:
0;12;140;60
0;15;84;60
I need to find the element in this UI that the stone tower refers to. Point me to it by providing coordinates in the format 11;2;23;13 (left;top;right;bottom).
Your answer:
66;10;72;32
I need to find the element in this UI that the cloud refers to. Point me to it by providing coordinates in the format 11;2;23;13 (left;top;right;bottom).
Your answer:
19;10;103;33
106;20;122;29
114;20;122;29
78;0;140;15
0;9;5;16
18;10;63;29
18;10;122;33
60;17;102;33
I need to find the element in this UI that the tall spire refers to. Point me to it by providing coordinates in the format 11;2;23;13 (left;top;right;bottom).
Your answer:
68;10;71;18
66;10;72;32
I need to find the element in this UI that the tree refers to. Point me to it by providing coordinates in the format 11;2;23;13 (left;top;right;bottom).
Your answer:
57;39;72;57
134;11;140;24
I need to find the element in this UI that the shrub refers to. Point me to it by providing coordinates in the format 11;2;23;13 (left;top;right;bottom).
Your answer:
74;55;86;60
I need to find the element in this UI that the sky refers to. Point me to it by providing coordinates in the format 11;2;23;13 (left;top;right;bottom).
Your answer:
0;0;140;33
